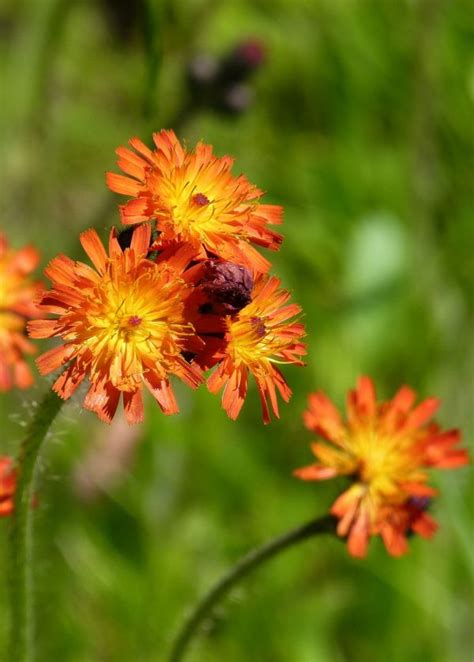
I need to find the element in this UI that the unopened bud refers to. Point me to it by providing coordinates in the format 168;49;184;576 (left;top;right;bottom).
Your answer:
200;260;253;315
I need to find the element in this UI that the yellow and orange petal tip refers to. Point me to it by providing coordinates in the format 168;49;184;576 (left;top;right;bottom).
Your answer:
0;232;43;391
295;376;469;558
106;129;283;273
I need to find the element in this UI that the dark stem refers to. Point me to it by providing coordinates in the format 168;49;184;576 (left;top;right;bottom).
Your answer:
8;389;64;662
169;514;337;662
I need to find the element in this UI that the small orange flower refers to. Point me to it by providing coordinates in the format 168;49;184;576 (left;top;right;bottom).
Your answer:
201;275;306;423
106;129;283;273
0;233;42;391
0;456;16;517
28;224;203;424
294;377;469;558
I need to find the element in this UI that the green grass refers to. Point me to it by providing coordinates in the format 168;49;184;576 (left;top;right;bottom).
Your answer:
0;0;472;660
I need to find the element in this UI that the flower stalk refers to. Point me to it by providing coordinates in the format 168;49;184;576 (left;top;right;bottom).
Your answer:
8;388;64;662
169;514;337;662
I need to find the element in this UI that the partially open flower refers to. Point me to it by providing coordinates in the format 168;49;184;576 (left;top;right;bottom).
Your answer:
106;129;283;272
0;232;43;391
199;275;306;423
0;456;16;517
294;377;469;557
28;224;203;424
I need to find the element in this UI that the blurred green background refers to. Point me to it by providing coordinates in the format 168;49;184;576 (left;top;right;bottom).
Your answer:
0;0;473;660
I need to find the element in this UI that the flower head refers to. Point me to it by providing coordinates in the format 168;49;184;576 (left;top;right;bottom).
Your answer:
200;275;306;423
294;377;469;558
106;129;282;273
0;233;43;391
0;457;16;516
28;224;203;424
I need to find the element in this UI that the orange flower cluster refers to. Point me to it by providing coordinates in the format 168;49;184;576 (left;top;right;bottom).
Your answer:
29;130;306;423
0;456;16;516
294;377;469;557
0;233;42;391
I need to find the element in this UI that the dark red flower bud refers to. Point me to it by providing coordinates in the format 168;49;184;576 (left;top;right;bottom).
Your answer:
232;39;266;71
200;260;253;315
219;39;266;84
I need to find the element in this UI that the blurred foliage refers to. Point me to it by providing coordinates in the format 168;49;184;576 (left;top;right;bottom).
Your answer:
0;0;472;660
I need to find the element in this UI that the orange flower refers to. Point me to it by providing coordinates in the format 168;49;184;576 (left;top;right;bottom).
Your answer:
201;275;306;423
294;377;469;558
106;129;282;273
0;456;16;517
28;224;203;424
0;233;42;391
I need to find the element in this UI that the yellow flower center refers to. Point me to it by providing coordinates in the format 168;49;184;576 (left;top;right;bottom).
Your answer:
226;312;289;369
86;281;181;350
150;165;248;242
349;427;419;501
157;185;219;236
62;257;193;389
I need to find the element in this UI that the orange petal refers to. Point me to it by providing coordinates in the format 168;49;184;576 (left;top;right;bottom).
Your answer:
80;229;108;274
123;390;144;424
347;510;371;558
130;222;152;256
304;391;346;443
120;198;153;225
293;464;338;481
380;525;409;557
36;344;75;375
106;172;143;196
53;364;86;400
27;319;61;339
381;385;416;432
129;136;156;163
221;365;248;421
108;227;123;257
14;361;34;389
356;376;377;418
412;512;438;539
11;245;40;273
403;397;439;431
400;482;438;497
83;381;120;423
0;500;14;516
144;372;179;415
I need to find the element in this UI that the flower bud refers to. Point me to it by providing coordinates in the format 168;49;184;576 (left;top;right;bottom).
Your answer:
200;259;253;315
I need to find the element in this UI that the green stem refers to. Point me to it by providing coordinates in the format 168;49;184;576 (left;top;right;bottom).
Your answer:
169;514;337;662
8;389;64;662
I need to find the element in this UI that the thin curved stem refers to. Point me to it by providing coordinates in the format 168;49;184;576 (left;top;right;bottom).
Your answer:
169;514;337;662
8;389;64;662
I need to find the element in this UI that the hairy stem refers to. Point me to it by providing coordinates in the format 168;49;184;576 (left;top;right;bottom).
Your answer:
8;389;64;662
169;514;337;662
